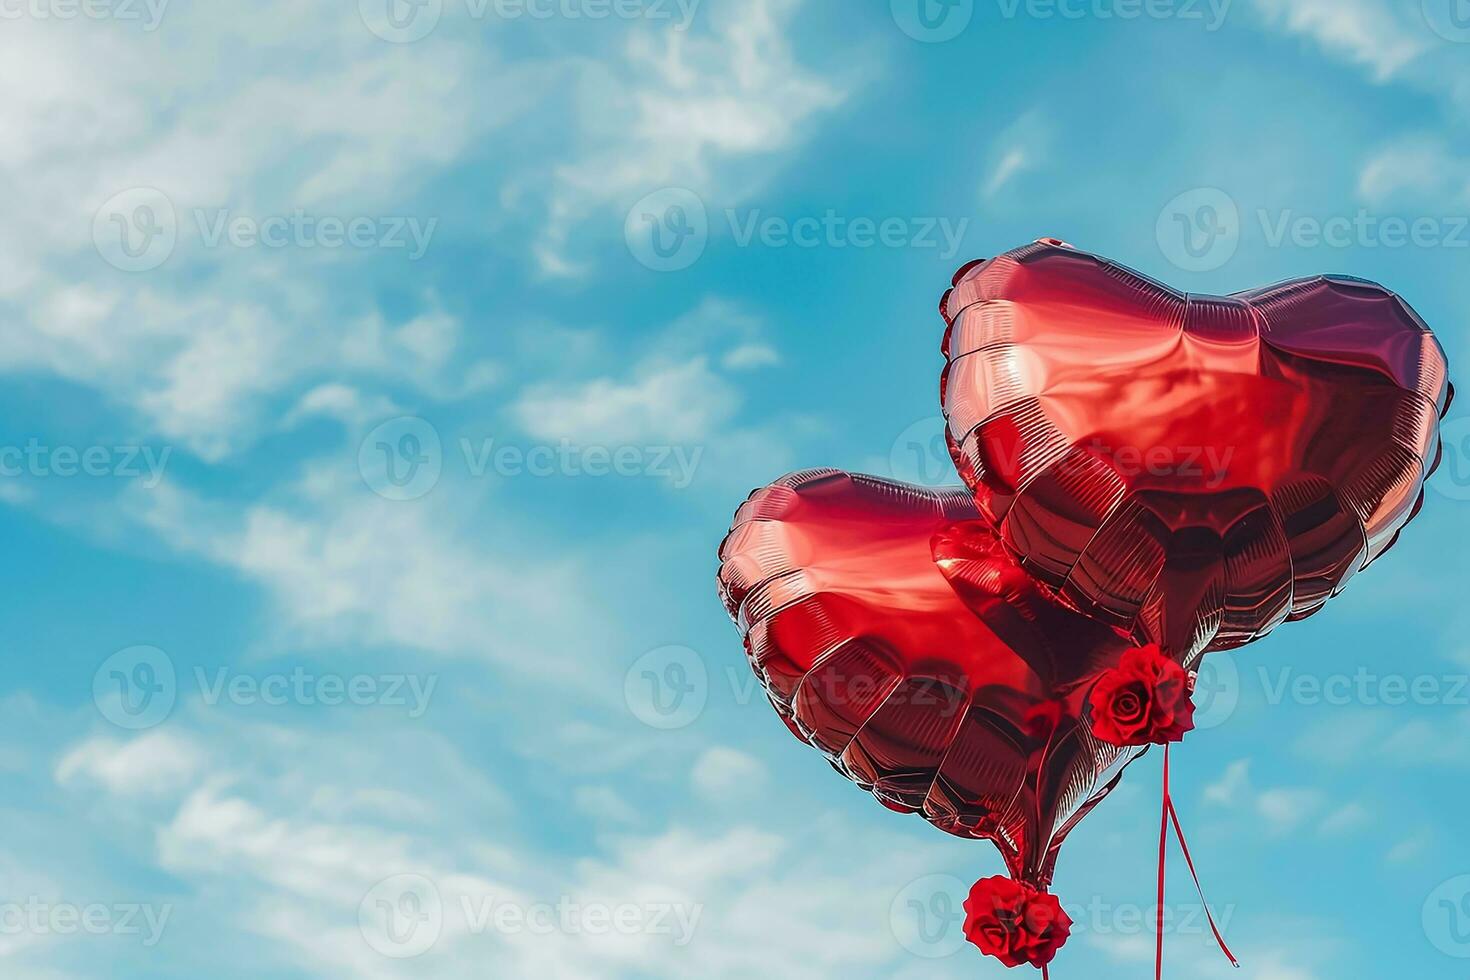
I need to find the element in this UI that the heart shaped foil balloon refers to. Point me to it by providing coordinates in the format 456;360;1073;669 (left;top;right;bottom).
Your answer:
716;468;1154;887
941;239;1452;656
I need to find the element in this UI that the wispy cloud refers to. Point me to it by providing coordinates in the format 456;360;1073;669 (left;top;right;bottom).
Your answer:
1249;0;1429;82
529;0;851;276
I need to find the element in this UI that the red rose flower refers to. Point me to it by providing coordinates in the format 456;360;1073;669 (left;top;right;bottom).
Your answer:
1087;644;1195;747
962;876;1072;969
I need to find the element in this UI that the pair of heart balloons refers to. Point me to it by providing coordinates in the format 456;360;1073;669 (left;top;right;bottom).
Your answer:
716;239;1451;969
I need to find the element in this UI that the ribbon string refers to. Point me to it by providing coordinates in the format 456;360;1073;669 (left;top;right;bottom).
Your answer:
1156;746;1170;980
1157;744;1240;979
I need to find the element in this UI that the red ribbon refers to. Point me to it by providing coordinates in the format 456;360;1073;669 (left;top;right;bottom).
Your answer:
1157;744;1239;979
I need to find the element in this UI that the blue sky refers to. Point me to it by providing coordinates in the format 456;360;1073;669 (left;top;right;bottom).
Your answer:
1;0;1469;977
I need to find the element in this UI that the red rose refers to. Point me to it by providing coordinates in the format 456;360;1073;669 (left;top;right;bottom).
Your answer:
1087;644;1196;747
962;876;1072;969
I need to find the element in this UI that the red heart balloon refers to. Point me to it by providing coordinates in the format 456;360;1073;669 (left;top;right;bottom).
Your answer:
716;468;1152;887
941;240;1452;656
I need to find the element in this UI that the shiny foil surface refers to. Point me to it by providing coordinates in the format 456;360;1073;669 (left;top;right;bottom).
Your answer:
941;239;1452;657
717;469;1151;885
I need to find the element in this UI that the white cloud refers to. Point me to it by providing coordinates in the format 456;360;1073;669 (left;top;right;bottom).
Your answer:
1319;802;1370;836
985;149;1030;198
0;6;523;459
574;786;642;825
981;112;1051;200
531;0;850;275
721;343;781;371
515;356;740;446
49;719;979;980
1249;0;1428;83
283;384;402;429
1255;787;1323;834
56;731;205;797
125;463;608;688
1295;711;1470;768
691;747;768;802
508;297;802;493
1203;760;1324;834
1358;137;1470;207
0;4;837;457
1203;759;1251;805
1385;831;1431;864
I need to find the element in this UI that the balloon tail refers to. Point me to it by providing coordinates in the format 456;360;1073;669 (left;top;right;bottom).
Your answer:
1157;744;1240;979
1156;746;1169;980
